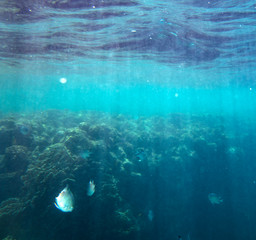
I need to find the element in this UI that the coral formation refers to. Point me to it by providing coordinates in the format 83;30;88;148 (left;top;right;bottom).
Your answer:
3;145;29;172
0;110;250;240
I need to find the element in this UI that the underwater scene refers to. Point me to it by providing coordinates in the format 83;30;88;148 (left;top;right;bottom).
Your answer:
0;0;256;240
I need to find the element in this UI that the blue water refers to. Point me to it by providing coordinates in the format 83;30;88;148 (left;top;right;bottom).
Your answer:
0;0;256;116
0;1;256;240
0;0;255;117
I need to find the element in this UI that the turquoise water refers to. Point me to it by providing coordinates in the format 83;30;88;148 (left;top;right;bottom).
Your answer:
0;0;256;117
1;61;256;118
1;1;256;240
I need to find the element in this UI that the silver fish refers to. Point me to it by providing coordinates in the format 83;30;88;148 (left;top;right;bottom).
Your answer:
87;180;95;196
54;186;74;212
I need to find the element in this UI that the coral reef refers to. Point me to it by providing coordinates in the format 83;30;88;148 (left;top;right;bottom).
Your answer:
0;110;251;240
3;145;29;172
2;236;16;240
0;118;16;154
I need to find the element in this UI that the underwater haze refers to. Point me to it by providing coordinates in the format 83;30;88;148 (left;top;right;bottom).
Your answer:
0;0;256;240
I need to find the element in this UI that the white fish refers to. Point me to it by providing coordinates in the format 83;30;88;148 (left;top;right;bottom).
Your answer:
87;180;95;196
208;193;223;205
54;186;74;212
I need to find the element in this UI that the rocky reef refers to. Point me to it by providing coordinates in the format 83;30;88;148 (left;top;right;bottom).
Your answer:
0;110;253;240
